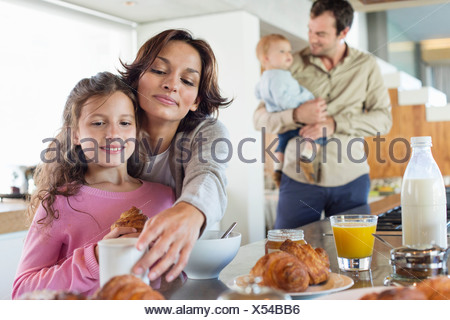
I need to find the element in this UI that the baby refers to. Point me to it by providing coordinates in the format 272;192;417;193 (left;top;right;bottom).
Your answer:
255;34;325;185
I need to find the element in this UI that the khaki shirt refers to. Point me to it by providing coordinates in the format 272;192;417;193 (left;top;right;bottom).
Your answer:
254;45;392;187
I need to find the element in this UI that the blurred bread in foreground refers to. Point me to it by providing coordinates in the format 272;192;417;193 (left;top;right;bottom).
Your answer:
360;276;450;300
94;275;164;300
18;290;86;300
360;287;427;300
417;276;450;300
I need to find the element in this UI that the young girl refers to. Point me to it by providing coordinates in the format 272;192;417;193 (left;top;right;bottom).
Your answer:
12;71;174;299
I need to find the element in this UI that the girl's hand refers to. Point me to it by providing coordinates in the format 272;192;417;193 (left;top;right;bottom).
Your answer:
94;227;138;262
132;202;205;282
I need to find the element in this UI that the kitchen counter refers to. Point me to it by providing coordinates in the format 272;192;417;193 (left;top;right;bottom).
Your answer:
0;199;28;234
164;194;449;300
0;198;27;213
219;216;404;293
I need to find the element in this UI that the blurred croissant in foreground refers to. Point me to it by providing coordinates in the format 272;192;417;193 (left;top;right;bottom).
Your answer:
361;276;450;300
19;275;165;300
94;275;165;300
250;240;330;292
18;290;87;300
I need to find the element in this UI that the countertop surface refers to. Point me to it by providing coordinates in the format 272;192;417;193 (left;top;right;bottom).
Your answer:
163;194;449;300
0;198;27;214
0;199;28;234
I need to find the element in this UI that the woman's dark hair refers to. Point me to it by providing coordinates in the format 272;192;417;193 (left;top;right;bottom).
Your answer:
310;0;354;35
120;29;232;133
28;71;142;225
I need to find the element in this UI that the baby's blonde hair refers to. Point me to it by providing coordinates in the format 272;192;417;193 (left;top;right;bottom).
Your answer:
256;34;290;64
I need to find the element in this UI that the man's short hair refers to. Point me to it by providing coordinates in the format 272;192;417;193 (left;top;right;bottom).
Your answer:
310;0;354;34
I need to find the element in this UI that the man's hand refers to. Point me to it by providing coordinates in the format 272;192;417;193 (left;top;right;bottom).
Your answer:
133;202;205;282
293;98;328;124
299;116;336;140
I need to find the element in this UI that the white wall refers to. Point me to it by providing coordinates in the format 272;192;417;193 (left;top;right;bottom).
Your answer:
0;0;135;168
0;230;28;299
136;11;265;244
242;0;311;41
348;12;369;52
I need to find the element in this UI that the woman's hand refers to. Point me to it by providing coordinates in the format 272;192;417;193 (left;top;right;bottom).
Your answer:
94;227;138;262
133;202;205;282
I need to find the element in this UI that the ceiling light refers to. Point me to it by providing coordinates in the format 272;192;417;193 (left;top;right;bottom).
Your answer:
123;1;137;6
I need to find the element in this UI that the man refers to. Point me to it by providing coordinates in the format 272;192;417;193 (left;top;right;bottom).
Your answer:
254;0;392;227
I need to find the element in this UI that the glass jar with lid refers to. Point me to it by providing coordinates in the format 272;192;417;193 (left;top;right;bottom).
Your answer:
265;229;306;254
384;245;449;286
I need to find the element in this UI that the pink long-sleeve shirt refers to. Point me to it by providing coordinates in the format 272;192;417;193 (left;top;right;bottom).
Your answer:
12;181;174;299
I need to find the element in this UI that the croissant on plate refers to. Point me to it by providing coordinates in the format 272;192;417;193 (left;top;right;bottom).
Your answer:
94;275;165;300
280;240;330;285
313;247;331;268
111;206;148;233
250;251;310;292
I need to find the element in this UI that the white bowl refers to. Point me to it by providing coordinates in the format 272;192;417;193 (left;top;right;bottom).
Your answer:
184;230;241;280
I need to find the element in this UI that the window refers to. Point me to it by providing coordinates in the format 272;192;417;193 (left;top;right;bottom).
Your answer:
0;0;135;169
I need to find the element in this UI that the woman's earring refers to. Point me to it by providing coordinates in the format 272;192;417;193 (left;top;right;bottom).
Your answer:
190;99;200;112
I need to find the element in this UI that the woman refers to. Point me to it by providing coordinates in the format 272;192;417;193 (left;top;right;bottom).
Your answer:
121;29;232;283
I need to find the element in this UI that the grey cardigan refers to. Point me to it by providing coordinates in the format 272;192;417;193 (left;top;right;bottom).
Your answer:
168;118;229;230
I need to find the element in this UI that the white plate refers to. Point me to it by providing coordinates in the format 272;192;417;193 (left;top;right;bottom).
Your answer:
228;273;354;298
315;286;391;300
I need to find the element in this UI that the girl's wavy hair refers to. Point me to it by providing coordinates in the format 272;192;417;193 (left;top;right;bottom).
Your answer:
120;29;232;133
28;71;141;226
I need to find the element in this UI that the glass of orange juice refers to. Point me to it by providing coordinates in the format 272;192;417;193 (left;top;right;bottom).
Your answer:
330;215;378;271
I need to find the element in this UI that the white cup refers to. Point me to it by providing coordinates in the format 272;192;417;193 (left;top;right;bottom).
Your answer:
98;237;148;287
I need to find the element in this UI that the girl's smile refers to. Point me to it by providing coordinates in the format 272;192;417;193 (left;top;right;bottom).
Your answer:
74;91;137;169
99;145;124;154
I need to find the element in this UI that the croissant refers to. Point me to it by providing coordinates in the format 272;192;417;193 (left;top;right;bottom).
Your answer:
249;253;270;278
280;240;330;285
360;276;450;300
250;251;310;292
19;290;86;300
360;287;427;300
111;206;148;233
94;275;164;300
416;276;450;300
314;247;330;268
